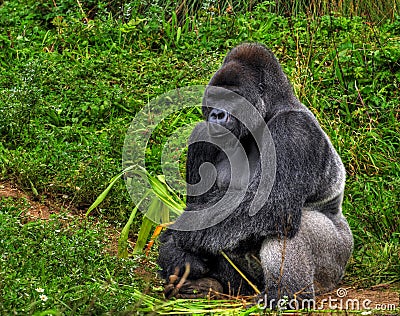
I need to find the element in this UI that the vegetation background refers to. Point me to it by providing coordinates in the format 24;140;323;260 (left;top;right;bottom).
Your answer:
0;0;399;314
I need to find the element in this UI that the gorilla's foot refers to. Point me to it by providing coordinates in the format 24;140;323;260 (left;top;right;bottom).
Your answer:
164;277;223;299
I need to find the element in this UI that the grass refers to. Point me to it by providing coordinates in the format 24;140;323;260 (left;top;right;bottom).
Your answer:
0;0;399;314
0;198;161;314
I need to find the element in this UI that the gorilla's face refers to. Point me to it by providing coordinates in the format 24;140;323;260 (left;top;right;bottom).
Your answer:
202;85;266;147
203;87;242;140
202;43;295;145
201;55;272;146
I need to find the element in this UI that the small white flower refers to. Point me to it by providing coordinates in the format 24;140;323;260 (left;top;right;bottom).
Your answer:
35;288;45;293
361;312;372;315
40;294;48;302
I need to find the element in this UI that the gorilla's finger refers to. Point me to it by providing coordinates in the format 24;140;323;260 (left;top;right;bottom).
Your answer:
168;274;179;285
163;283;178;299
175;263;190;290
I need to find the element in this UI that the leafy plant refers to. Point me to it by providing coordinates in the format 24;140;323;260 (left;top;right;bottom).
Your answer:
86;166;185;257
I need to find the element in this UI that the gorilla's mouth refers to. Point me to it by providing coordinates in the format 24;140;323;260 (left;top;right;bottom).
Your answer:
207;122;233;138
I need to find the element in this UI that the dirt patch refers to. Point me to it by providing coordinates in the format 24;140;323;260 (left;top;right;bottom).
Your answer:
103;225;124;256
0;181;139;257
0;181;126;256
0;181;52;220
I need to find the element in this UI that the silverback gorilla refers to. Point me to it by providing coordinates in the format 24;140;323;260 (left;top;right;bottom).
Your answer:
157;43;353;306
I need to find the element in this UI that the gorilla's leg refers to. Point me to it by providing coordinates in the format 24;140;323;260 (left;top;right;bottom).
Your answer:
307;211;353;293
260;229;315;307
260;211;353;307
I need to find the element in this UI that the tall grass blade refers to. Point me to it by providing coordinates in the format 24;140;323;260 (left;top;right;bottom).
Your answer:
220;251;260;294
134;167;185;215
85;166;134;217
118;193;148;258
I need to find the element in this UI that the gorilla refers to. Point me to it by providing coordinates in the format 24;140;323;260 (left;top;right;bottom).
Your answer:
157;43;353;306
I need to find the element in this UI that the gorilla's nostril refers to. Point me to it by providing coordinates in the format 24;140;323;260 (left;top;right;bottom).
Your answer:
208;108;229;124
217;112;226;120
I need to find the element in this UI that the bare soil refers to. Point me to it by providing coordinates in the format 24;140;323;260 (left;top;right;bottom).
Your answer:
1;181;399;312
0;181;53;220
317;286;399;312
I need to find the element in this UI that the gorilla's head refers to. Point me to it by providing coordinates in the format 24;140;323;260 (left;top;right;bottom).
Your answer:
202;43;295;142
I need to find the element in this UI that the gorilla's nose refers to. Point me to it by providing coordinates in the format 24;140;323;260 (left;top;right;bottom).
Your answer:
208;108;230;125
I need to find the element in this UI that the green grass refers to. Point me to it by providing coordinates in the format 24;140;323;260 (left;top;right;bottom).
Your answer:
0;0;399;314
0;198;161;314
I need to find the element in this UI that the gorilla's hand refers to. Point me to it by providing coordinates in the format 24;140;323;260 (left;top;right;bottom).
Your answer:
158;230;210;280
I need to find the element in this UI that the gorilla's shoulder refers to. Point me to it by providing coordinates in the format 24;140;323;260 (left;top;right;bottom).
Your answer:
268;106;317;127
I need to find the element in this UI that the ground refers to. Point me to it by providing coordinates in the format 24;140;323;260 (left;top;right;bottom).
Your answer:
0;181;398;313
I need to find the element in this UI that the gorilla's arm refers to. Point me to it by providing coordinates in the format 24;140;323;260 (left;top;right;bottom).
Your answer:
171;110;342;255
157;126;222;280
185;123;223;205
